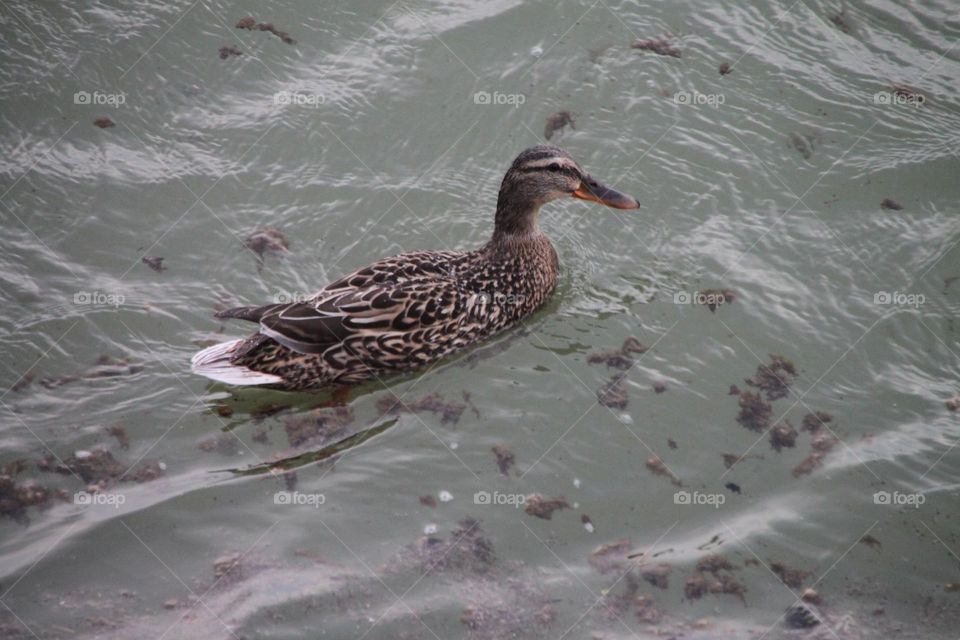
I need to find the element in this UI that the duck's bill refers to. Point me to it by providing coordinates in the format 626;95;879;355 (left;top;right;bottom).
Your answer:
572;178;640;209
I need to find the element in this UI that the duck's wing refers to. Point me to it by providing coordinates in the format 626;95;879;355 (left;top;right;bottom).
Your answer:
257;278;479;355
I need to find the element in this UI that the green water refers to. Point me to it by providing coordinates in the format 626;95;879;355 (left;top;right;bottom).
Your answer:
1;0;959;638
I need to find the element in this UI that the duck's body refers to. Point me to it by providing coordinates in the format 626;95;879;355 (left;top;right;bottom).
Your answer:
192;145;638;391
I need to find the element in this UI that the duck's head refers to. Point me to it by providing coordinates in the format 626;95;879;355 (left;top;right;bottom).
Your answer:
494;145;639;236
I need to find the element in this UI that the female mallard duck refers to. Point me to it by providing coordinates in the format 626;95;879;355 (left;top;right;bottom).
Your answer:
192;145;639;390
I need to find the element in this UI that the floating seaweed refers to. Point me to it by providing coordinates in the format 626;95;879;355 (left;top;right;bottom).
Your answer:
589;539;633;575
597;373;628;408
801;410;833;432
587;336;647;370
769;422;798;452
491;444;515;475
218;45;242;59
236;16;295;44
770;561;810;588
631;37;681;58
141;255;165;272
641;563;672;589
788;132;817;160
745;354;797;401
245;227;289;269
524;494;569;520
645;455;681;486
40;355;144;388
105;424;130;450
697;554;735;574
284;406;353;447
736;390;772;431
543;110;575;141
722;451;763;469
377;393;466;425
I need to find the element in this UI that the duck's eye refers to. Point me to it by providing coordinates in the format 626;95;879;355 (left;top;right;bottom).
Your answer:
547;163;563;172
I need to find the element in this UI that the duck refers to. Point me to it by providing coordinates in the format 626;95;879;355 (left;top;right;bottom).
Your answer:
191;145;639;391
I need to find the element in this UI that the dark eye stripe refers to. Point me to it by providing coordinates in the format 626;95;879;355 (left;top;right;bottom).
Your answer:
518;164;580;178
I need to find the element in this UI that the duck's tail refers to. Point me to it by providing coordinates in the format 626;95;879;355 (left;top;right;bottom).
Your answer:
190;338;284;386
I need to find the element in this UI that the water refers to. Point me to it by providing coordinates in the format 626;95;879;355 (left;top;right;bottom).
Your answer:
1;0;959;638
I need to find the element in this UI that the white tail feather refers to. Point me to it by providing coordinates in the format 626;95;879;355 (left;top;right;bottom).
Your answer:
191;338;284;386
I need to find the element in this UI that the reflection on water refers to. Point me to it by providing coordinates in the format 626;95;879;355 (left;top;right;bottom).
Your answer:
1;0;960;638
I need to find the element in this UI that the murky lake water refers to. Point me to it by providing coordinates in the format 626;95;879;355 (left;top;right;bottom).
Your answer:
2;0;960;638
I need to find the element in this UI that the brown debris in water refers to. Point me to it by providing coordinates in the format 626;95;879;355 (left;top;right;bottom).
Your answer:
524;494;569;520
946;396;960;412
93;117;115;128
793;451;825;477
859;534;882;550
236;16;296;44
141;255;165;272
50;449;125;483
722;451;763;469
719;62;732;75
684;571;747;603
802;410;833;432
745;354;797;401
543;110;575;140
830;8;853;33
728;384;740;395
770;561;810;588
251;402;290;422
404;517;494;574
245;227;289;267
770;422;798;452
588;336;647;370
641;563;672;589
491;444;515;475
653;381;667;394
40;355;144;388
645;455;681;486
0;475;53;521
597;373;629;408
881;198;903;211
697;554;735;574
589;539;633;575
284;406;353;447
11;372;34;392
105;424;130;450
419;494;437;508
198;434;243;455
377;393;466;425
218;45;242;59
736;390;772;432
667;438;678;450
631;36;681;58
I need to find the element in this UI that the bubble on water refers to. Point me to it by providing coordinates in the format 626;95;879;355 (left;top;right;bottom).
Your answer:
619;413;633;425
573;478;582;489
75;450;92;459
573;502;580;509
424;523;438;535
158;461;167;471
438;490;453;503
584;521;595;533
450;442;459;450
530;45;543;57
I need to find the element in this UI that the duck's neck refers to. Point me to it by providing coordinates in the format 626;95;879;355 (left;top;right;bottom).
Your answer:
492;188;541;240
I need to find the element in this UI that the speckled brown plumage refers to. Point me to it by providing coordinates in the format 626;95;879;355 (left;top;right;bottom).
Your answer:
192;145;638;390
